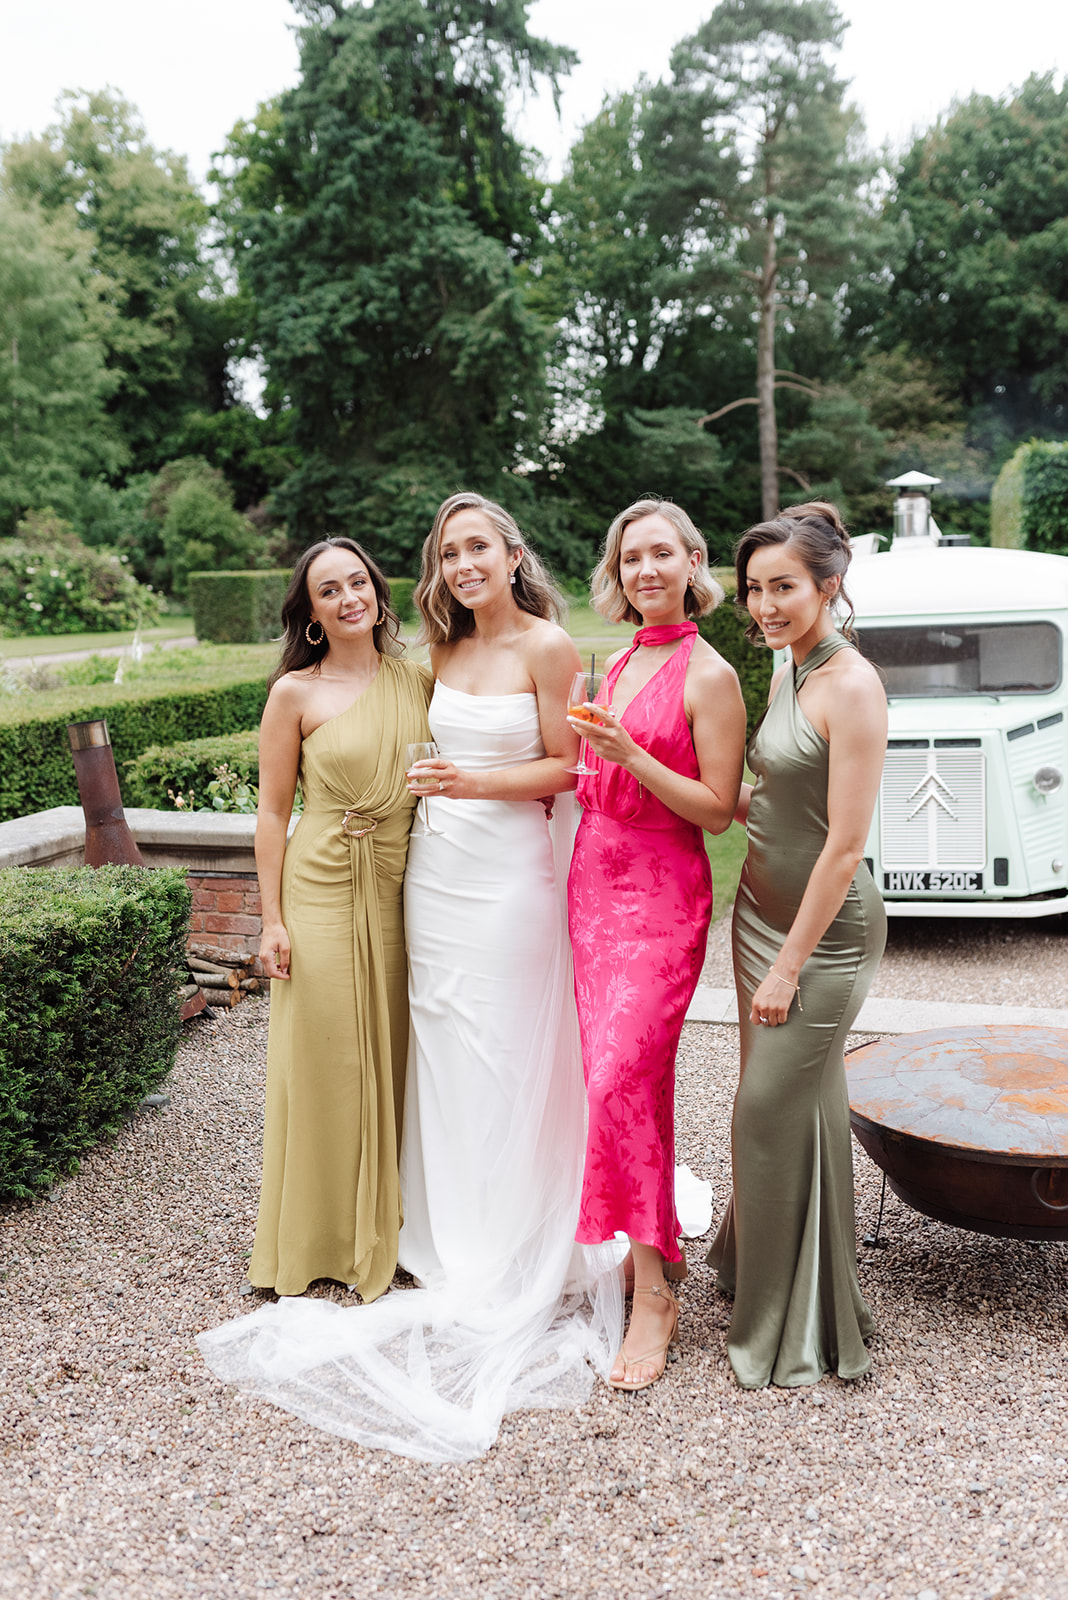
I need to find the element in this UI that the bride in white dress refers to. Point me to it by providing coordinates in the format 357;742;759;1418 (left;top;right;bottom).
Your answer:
198;493;623;1461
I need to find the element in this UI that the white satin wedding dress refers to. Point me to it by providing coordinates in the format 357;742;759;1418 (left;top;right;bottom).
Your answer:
198;683;623;1461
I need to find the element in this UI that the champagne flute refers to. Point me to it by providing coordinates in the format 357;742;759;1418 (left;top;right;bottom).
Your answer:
566;669;608;776
406;742;445;837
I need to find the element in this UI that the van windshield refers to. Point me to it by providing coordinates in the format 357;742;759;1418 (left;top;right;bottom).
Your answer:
858;621;1061;696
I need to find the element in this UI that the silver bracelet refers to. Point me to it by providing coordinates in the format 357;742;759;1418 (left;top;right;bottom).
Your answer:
768;968;803;1012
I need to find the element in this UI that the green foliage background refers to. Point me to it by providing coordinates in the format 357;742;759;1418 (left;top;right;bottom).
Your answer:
1;2;1067;615
123;729;261;809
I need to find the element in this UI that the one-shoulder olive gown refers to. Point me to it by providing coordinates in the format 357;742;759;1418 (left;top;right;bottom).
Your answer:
708;632;886;1388
248;656;431;1302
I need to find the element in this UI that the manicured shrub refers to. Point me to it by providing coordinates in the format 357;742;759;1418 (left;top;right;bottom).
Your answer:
1022;441;1068;554
699;578;773;741
992;440;1068;553
0;649;273;822
0;511;162;637
124;729;261;809
991;445;1028;549
189;570;290;644
0;865;190;1198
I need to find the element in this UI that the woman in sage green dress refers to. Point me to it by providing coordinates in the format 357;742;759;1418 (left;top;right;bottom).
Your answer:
708;502;887;1388
240;538;430;1302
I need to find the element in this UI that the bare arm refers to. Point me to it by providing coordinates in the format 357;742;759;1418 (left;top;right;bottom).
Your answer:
749;664;887;1026
254;679;304;980
569;650;746;833
410;631;582;801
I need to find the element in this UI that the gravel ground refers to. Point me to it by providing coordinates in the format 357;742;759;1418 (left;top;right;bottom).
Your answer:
3;926;1068;1600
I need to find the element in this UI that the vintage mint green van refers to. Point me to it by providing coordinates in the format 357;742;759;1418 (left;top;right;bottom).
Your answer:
847;542;1068;918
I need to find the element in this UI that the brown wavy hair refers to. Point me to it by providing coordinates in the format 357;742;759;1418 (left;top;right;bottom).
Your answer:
589;497;724;625
268;538;403;689
414;491;567;645
733;500;856;645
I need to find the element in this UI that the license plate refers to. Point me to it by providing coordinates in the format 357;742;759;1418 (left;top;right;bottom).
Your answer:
883;869;984;893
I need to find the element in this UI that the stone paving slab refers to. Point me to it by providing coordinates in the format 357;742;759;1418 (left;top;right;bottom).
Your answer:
685;983;1068;1035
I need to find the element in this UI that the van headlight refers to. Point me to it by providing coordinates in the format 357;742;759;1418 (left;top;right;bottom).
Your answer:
1033;765;1063;794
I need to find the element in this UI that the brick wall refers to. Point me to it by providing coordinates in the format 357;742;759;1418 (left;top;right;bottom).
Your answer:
187;871;262;959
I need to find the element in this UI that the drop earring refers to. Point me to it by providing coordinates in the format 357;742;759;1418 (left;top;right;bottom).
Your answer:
306;619;325;645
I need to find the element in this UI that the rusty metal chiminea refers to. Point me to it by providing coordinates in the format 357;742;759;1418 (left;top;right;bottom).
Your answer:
67;719;146;867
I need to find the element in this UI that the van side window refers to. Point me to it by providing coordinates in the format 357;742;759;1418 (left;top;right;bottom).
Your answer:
859;622;1061;697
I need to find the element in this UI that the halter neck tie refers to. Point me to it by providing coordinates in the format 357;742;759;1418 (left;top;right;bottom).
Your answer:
632;621;699;647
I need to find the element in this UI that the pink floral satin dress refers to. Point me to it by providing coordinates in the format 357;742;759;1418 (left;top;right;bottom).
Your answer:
568;623;713;1259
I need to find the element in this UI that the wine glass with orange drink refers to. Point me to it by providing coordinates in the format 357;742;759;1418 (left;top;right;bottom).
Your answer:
567;667;611;776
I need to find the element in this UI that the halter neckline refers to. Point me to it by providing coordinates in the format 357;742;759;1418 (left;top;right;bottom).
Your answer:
632;621;698;647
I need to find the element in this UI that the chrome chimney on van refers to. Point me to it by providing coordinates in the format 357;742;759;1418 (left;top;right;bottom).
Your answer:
887;470;942;548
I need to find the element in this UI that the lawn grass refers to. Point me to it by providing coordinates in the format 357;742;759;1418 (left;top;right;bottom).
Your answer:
0;616;195;659
563;604;635;663
706;821;747;923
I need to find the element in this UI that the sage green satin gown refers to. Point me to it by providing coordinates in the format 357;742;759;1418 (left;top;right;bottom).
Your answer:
708;631;886;1388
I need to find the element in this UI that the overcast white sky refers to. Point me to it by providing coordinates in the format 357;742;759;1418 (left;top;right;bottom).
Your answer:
0;0;1063;184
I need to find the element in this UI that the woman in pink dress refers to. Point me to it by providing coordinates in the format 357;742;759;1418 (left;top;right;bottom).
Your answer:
568;497;746;1391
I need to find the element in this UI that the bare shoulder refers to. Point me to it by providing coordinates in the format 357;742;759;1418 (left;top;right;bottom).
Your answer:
827;644;885;706
689;635;741;688
267;669;316;711
428;642;452;678
519;618;581;672
823;648;887;745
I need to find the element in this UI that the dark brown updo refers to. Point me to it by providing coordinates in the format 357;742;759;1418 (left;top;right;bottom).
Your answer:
733;501;855;645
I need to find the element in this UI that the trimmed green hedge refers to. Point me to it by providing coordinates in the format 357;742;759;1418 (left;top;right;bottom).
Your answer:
124;729;261;809
189;570;290;644
0;866;190;1199
992;440;1068;553
387;578;417;625
699;580;773;740
0;655;273;822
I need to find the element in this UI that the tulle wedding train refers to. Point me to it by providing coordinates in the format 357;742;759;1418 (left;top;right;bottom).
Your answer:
198;689;625;1461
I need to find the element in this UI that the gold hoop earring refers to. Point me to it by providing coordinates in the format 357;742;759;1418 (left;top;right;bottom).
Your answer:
305;619;325;646
376;613;383;625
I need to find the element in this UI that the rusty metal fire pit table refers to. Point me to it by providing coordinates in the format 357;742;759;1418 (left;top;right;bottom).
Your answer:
846;1025;1068;1240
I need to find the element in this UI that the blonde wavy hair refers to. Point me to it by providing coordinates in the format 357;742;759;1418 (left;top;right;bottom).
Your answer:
414;491;567;645
589;497;724;625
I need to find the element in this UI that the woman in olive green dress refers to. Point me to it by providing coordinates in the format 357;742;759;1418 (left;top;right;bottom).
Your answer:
708;503;887;1388
247;538;431;1301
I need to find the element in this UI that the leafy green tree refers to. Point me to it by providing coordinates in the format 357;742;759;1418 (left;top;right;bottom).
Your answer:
212;0;574;571
645;0;877;517
532;92;745;563
2;92;234;474
149;458;266;599
879;74;1068;442
535;92;687;423
0;200;123;533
